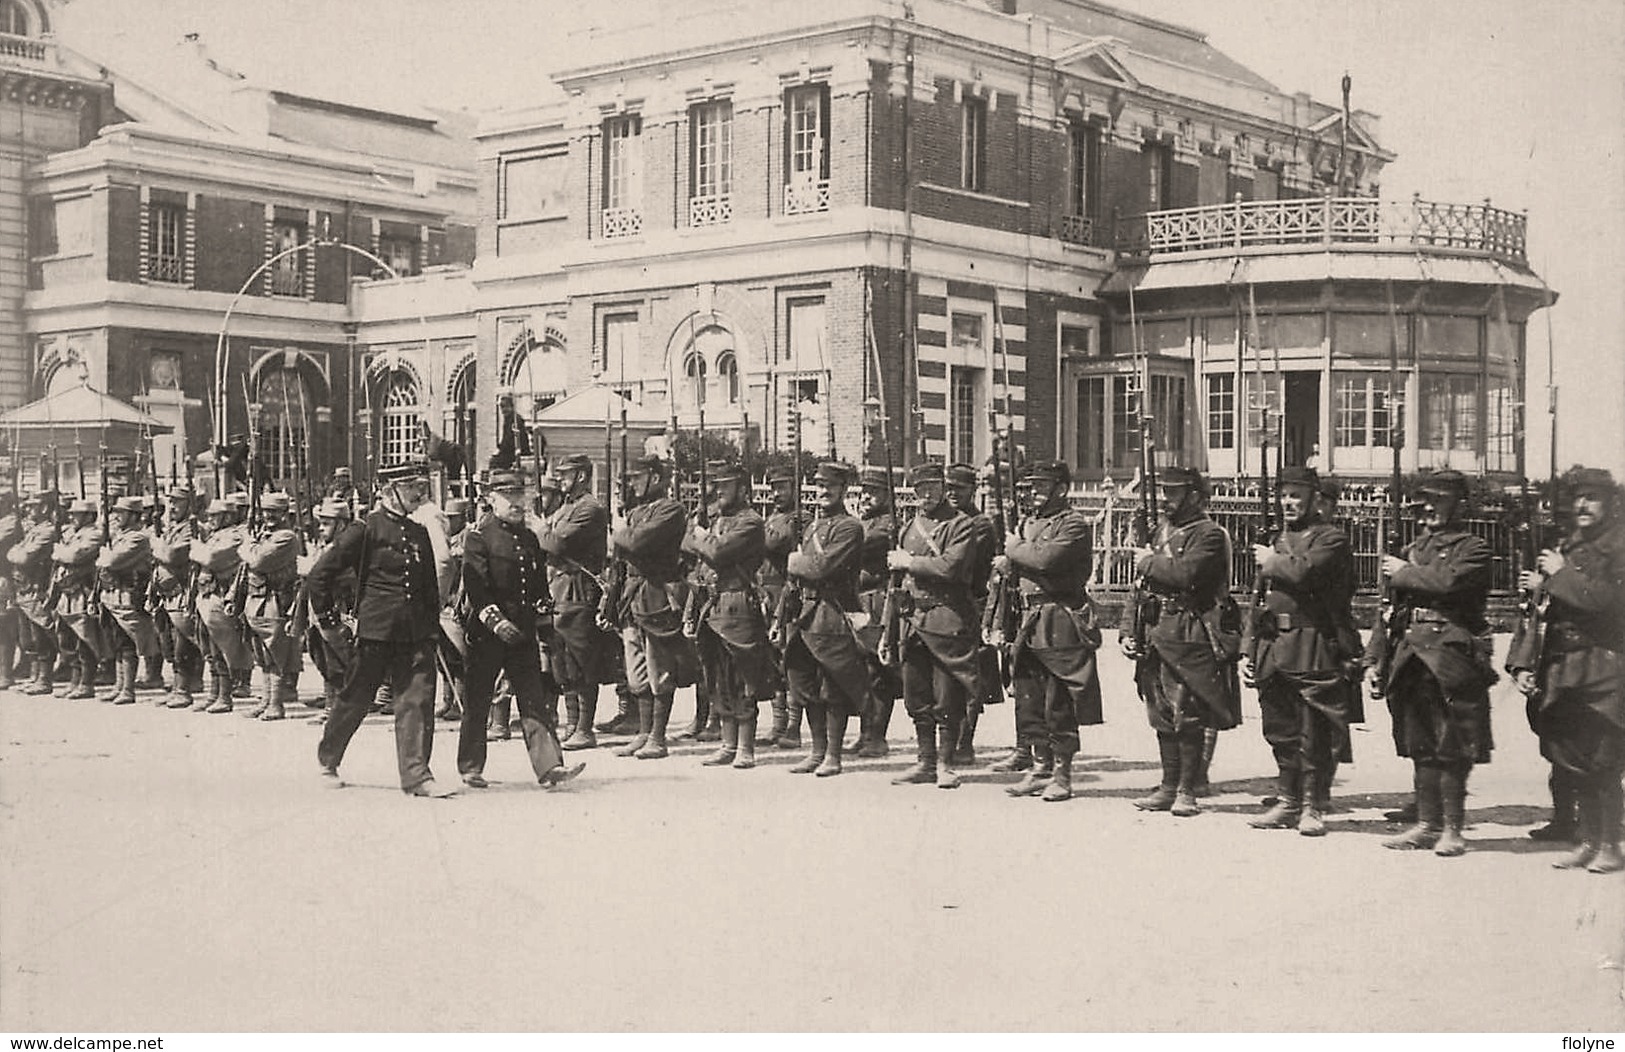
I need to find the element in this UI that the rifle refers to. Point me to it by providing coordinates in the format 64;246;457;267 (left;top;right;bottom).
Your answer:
92;441;110;619
683;317;712;640
244;376;262;537
771;386;806;644
1125;282;1158;655
1370;279;1409;698
984;288;1021;647
596;339;631;632
1244;285;1276;663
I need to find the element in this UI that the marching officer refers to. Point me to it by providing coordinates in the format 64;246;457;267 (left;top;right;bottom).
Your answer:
9;492;59;695
1366;470;1495;857
605;453;688;761
1508;466;1624;873
759;463;802;747
681;458;779;769
313;458;455;797
853;466;899;758
996;460;1103;802
0;492;21;689
152;488;203;709
240;492;302;721
885;461;979;790
945;461;1001;767
191;498;254;714
533;453;611;750
97;495;160;705
1241;465;1357;836
456;470;583;790
779;460;871;777
304;498;359;716
51;498;104;701
1123;465;1242;818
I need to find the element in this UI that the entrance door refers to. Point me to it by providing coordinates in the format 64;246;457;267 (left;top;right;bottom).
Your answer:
1283;371;1321;468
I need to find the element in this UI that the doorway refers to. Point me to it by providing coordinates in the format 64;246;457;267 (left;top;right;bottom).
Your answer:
1283;371;1320;468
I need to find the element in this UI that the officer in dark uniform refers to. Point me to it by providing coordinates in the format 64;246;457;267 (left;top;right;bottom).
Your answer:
9;492;58;695
996;460;1102;802
759;463;801;747
457;470;583;790
853;466;900;758
1367;469;1495;856
682;458;778;769
780;460;871;777
606;453;688;760
1241;465;1357;836
535;453;612;750
1124;465;1241;818
1509;466;1624;873
312;458;454;797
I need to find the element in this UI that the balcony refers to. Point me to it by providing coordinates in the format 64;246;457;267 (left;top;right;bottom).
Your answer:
0;32;50;65
1058;213;1102;248
1116;195;1528;267
146;254;184;285
602;206;643;240
689;194;732;228
783;178;830;216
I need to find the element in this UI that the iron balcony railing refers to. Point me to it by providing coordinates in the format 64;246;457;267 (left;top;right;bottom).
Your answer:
1116;194;1527;267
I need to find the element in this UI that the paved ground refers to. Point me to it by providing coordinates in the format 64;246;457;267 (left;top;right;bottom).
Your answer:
2;633;1622;1033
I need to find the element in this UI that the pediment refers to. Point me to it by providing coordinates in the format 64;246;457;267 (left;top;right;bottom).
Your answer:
1054;40;1139;91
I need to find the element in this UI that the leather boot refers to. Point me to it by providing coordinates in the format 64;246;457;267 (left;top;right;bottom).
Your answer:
893;722;938;784
703;716;739;766
135;654;165;690
1133;735;1181;811
153;664;173;705
1170;733;1203;816
815;708;845;777
597;687;638;734
53;660;77;697
562;691;597;750
935;722;961;789
789;704;826;773
1041;750;1074;802
697;707;722;743
678;690;709;741
205;670;234;714
1587;780;1625;874
0;643;14;689
634;694;671;758
776;697;804;749
113;653;139;705
951;710;979;768
1006;743;1053;797
615;695;653;756
232;668;253;698
733;712;758;769
260;676;289;721
1530;768;1581;842
193;671;218;711
990;742;1034;773
242;670;272;718
1555;787;1600;870
24;656;53;695
1250;768;1303;829
68;657;98;700
1384;763;1443;850
762;692;788;745
1190;726;1217;796
100;654;127;703
1298;769;1328;837
1433;762;1470;856
487;695;513;741
562;691;581;742
858;696;893;758
165;672;194;710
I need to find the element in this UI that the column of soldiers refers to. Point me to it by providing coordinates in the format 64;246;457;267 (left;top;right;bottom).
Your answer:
1;447;1619;875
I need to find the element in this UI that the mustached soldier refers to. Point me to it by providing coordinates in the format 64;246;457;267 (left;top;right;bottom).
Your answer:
852;466;900;758
152;488;204;710
239;492;302;721
758;463;802;747
9;492;59;695
51;499;104;700
945;462;1001;767
96;496;159;705
533;453;612;751
190;499;254;713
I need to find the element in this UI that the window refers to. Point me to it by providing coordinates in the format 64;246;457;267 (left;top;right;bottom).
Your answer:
603;116;643;212
54;195;94;256
690;100;733;224
600;311;639;378
1420;373;1478;452
381;374;421;466
1060;324;1093;358
714;351;739;406
1110;375;1137;469
960;96;987;192
951;312;985;357
1207;374;1235;449
2;0;32;35
1417;315;1481;361
681;352;707;412
1150;374;1186;462
1243;374;1282;448
257;366;311;483
500;151;568;220
1068;120;1099;218
146;199;185;284
949;366;982;465
1485;380;1514;472
784;85;831;214
1145;143;1173;210
785;296;826;364
1334;313;1403;361
1333;373;1398;449
269;218;307;297
784;375;830;455
376;228;420;277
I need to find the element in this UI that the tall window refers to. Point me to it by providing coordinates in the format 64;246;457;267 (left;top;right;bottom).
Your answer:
257;366;311;483
1068;120;1100;218
784;85;831;214
270;218;307;297
600;312;639;379
1420;373;1478;452
381;374;421;466
949;366;982;465
714;351;739;406
1145;143;1173;210
604;116;643;211
1149;375;1186;462
147;200;185;284
961;96;987;192
1334;373;1397;448
690;100;733;201
1243;374;1282;448
785;296;827;364
1;0;32;35
682;352;708;412
1485;381;1514;472
500;151;568;220
1206;374;1235;449
376;228;420;277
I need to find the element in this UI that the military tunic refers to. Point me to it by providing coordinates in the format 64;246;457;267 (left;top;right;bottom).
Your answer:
240;524;302;681
534;490;613;691
9;517;58;660
683;506;779;718
0;510;20;664
192;521;254;673
856;507;902;704
895;503;981;727
1135;512;1242;734
52;524;105;661
783;509;871;717
98;523;160;657
609;495;688;699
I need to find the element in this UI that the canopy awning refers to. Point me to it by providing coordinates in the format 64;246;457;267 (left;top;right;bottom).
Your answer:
0;383;173;437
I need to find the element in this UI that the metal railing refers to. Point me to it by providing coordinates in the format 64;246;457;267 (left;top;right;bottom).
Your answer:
1059;213;1101;247
783;178;831;216
689;194;733;227
602;206;643;239
147;254;184;284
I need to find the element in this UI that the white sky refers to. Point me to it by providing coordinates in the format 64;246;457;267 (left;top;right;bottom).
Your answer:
52;0;1625;479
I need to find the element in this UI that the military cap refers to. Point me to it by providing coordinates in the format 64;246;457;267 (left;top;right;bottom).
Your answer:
814;461;856;486
24;491;52;506
909;461;945;487
1277;465;1321;491
944;462;979;488
114;496;145;514
141;493;159;509
261;492;291;514
205;498;233;516
333;467;353;479
225;491;250;509
765;464;796;485
1570;467;1617;498
1023;460;1072;487
859;466;890;490
487;470;526;495
444;498;471;518
167;485;195;500
314;498;351;520
1415;470;1469;499
67;498;97;516
558;453;593;474
708;459;744;483
629;453;667;475
1318;476;1342;501
1158;465;1206;490
378;457;430;482
536;474;562;494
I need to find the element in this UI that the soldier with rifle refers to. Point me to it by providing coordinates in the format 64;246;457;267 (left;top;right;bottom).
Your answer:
853;466;900;758
9;492;59;695
95;495;159;705
945;462;999;767
759;463;802;748
1366;470;1495;857
239;492;302;720
191;498;254;714
1508;467;1625;874
0;492;22;688
533;453;612;751
304;498;358;718
681;458;778;769
994;460;1102;802
51;498;104;701
152;487;203;710
778;460;869;777
884;461;979;790
1240;466;1356;837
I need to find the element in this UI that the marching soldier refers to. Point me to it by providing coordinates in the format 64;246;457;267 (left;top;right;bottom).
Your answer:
853;466;899;758
51;498;104;701
191;498;255;714
96;495;160;705
604;453;688;760
885;461;979;790
1123;465;1242;818
533;453;611;750
239;492;302;721
996;460;1103;802
435;497;469;723
304;498;359;717
946;462;1000;766
456;470;583;790
759;463;801;747
0;493;21;688
152;488;203;709
779;460;870;777
1241;466;1357;836
681;458;778;769
1366;470;1495;857
1508;467;1624;873
313;458;455;797
9;492;59;695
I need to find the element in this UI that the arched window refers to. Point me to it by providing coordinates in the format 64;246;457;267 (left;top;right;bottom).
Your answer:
682;351;707;411
447;357;476;457
381;374;421;467
1;0;34;36
505;335;563;421
714;350;739;406
256;366;311;484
